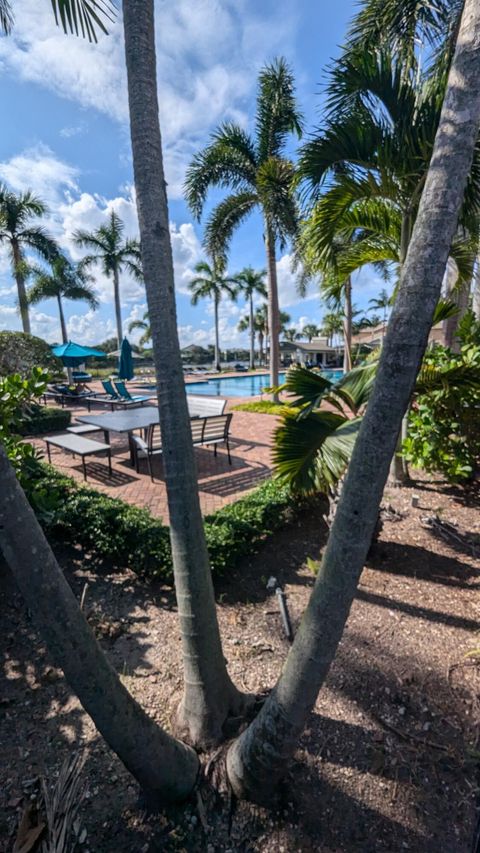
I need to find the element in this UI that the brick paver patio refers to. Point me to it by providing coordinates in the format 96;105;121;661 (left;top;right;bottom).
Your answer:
34;396;276;522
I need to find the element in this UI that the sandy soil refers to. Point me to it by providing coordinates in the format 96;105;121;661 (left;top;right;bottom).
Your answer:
1;476;479;852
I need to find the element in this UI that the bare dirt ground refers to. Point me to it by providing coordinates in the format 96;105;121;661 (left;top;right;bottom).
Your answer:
1;476;479;852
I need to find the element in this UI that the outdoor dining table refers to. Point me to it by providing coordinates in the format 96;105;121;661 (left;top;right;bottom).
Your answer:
76;406;199;465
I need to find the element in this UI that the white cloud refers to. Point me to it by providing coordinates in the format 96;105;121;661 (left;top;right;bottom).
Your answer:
276;253;317;309
0;144;79;210
0;0;296;198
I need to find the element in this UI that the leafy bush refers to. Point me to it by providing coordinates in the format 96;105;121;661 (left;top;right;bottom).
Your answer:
403;344;480;482
18;405;71;435
0;368;49;486
0;331;63;378
28;464;302;581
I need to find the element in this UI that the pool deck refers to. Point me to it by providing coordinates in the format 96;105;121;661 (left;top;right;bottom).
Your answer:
33;386;277;523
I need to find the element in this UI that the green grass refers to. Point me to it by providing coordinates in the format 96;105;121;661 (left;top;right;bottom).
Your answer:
232;400;300;416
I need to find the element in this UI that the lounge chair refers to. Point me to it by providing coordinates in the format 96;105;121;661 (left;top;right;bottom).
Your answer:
113;380;153;406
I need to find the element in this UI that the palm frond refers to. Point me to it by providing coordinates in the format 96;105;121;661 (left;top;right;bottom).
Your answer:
0;0;13;35
279;365;334;414
184;124;257;219
204;192;258;259
256;57;303;162
274;411;361;493
50;0;116;43
431;298;458;325
257;157;299;247
331;362;378;415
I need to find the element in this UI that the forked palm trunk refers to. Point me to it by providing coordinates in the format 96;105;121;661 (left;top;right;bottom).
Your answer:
343;276;352;372
265;223;280;401
249;294;255;370
214;294;221;371
12;241;30;335
122;0;248;748
227;0;480;800
113;266;123;347
0;444;198;802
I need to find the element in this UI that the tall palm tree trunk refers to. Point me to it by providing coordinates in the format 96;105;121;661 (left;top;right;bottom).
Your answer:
258;330;264;365
113;266;123;347
265;223;280;400
122;0;248;748
214;294;221;371
249;294;255;370
57;294;68;344
0;444;198;801
343;276;352;372
227;0;480;800
12;241;30;335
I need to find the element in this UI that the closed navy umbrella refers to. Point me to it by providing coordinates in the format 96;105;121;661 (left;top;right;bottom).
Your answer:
118;337;135;380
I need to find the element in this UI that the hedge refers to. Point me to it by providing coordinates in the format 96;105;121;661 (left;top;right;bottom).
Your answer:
32;464;304;582
18;406;71;436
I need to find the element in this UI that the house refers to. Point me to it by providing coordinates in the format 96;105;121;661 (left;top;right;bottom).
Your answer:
281;336;343;367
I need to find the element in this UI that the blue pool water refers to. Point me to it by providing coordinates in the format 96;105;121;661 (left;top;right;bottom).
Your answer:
184;369;343;398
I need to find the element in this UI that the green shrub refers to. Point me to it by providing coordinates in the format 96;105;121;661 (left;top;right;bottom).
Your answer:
0;368;49;492
403;344;480;482
0;331;63;378
29;464;303;582
18;405;71;436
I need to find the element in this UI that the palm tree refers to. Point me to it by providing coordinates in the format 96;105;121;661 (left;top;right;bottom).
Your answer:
0;0;202;802
233;267;267;369
301;323;320;342
369;288;391;327
122;0;249;749
0;185;58;334
27;255;98;344
189;259;237;371
227;0;480;800
321;311;344;347
128;310;151;347
184;57;303;398
283;327;300;343
74;211;142;347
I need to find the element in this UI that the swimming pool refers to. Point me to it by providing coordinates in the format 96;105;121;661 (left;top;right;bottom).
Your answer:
184;369;343;398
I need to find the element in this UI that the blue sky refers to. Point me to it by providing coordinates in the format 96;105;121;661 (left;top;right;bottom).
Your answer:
0;0;384;349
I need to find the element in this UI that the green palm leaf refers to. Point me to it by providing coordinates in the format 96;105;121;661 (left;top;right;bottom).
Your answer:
274;411;361;493
50;0;116;42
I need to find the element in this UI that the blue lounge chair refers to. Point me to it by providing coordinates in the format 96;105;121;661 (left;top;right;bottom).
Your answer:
101;378;121;400
113;380;152;406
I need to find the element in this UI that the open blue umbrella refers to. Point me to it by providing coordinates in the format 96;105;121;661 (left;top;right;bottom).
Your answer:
52;340;106;367
118;337;134;380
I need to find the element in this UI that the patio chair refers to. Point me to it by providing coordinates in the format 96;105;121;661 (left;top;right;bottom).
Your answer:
201;414;232;463
131;423;163;481
101;378;121;400
113;380;153;406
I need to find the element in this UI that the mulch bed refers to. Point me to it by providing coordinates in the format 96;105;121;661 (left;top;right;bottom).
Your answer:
1;476;479;852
